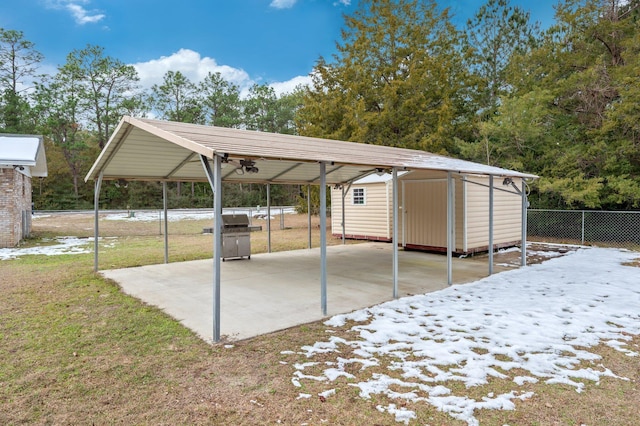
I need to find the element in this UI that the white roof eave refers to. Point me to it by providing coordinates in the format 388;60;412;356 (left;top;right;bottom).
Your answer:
0;134;47;177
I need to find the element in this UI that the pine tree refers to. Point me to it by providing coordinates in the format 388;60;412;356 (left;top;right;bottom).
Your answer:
0;28;43;133
297;0;471;154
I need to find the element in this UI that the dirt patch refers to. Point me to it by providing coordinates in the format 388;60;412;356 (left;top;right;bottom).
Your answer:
622;258;640;267
468;242;577;269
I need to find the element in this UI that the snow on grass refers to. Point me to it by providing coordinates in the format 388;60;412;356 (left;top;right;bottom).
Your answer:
0;236;118;261
377;403;417;424
288;247;640;425
103;207;296;222
0;236;93;260
318;388;336;399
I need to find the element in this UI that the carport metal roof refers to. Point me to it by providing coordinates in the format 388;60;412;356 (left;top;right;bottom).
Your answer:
86;116;537;344
85;116;537;184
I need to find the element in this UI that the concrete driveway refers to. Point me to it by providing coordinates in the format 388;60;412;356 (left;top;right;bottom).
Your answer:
101;242;502;343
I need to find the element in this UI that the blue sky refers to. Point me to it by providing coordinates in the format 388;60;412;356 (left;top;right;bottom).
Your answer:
1;0;559;95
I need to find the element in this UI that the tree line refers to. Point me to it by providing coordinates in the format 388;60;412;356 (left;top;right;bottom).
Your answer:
0;32;303;209
2;0;639;211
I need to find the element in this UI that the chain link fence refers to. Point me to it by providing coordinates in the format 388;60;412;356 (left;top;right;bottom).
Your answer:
528;209;640;249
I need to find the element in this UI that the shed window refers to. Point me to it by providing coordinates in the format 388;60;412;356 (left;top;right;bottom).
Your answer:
352;188;366;205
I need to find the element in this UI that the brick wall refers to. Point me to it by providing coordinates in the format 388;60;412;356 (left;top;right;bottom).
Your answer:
0;167;33;248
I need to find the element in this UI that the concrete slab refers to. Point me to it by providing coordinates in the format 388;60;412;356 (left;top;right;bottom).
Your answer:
101;242;501;343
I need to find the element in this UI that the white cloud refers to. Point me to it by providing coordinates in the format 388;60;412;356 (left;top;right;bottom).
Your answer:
132;48;253;91
270;0;297;9
270;75;311;96
131;48;310;98
44;0;105;25
65;2;105;24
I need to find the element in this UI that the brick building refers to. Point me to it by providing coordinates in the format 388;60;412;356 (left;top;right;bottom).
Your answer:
0;135;47;248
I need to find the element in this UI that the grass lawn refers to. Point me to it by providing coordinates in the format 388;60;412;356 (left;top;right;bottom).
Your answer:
1;213;638;425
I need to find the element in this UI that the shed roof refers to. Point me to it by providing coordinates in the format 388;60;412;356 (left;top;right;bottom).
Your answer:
85;116;537;184
0;134;48;177
351;171;410;184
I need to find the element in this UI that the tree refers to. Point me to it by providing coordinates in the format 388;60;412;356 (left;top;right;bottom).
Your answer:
148;70;206;200
243;84;278;132
465;0;540;121
200;71;242;128
243;84;300;134
276;87;305;134
33;68;94;200
243;83;300;135
65;45;140;149
149;71;203;123
236;84;302;207
0;28;43;133
479;0;640;209
297;0;471;154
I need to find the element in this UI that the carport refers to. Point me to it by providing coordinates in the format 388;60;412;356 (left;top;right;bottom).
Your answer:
85;116;537;342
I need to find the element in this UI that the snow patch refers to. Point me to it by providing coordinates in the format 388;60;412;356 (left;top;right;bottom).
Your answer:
0;236;94;260
287;247;640;425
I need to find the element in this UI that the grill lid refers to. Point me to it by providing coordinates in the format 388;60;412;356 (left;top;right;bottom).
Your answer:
221;214;250;229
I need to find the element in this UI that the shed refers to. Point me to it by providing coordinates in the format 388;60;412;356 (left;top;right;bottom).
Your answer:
331;170;524;254
0;134;47;247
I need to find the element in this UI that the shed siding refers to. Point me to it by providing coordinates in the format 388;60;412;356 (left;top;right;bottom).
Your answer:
465;176;522;250
455;177;464;251
402;180;449;249
331;182;391;239
403;176;465;252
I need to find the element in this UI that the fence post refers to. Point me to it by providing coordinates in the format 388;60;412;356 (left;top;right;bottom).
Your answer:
280;207;285;230
521;180;527;267
581;211;585;245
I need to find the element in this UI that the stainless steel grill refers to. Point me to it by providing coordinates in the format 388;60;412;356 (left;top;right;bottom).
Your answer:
221;214;252;261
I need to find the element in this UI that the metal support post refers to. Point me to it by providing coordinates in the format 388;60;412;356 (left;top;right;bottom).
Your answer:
392;168;399;298
163;181;168;264
200;154;222;343
341;185;346;245
307;185;312;249
319;162;327;316
447;172;453;286
93;172;103;272
267;183;271;253
488;175;494;275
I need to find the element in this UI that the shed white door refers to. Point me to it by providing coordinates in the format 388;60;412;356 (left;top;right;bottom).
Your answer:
403;180;449;249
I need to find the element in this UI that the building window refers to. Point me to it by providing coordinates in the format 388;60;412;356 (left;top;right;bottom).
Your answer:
352;188;365;205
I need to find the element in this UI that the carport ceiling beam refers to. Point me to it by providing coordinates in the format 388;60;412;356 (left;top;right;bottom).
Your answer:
462;176;523;196
166;152;197;179
310;164;343;183
200;155;215;189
